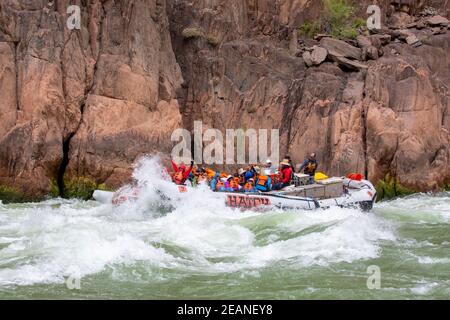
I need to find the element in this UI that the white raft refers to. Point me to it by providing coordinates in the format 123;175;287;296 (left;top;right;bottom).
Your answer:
93;177;377;212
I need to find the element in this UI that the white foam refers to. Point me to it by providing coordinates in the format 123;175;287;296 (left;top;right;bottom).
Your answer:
0;156;401;286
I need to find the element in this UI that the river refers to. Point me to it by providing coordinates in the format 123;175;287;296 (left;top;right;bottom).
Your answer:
0;159;448;299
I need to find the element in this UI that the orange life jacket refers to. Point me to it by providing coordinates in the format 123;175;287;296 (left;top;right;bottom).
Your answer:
244;182;255;191
257;175;269;187
229;179;239;189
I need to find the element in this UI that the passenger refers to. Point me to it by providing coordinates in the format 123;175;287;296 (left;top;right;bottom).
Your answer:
226;175;241;192
243;178;257;193
233;174;242;188
244;165;257;183
255;174;272;192
284;155;296;181
196;170;208;186
171;160;194;185
299;153;318;184
272;160;293;190
210;173;226;191
263;159;277;175
237;168;246;185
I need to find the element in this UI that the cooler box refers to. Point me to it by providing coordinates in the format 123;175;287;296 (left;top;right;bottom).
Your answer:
293;173;310;186
317;177;344;198
291;184;326;199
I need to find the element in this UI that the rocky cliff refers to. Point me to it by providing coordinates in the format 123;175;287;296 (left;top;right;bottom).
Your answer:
0;0;449;199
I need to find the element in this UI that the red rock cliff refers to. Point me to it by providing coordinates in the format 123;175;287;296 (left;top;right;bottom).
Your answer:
0;0;448;196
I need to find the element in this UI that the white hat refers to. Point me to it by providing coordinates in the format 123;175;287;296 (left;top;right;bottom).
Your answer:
238;168;245;175
227;175;233;180
266;159;272;164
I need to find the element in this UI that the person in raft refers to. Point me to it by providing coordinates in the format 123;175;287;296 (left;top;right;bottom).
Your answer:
271;159;293;190
243;178;257;193
171;159;194;185
210;173;227;192
298;152;318;185
255;172;272;192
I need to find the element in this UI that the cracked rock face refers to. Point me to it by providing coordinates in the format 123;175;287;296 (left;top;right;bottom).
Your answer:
0;0;183;195
0;0;449;196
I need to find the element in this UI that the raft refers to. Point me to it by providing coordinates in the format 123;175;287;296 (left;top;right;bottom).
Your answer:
93;177;377;212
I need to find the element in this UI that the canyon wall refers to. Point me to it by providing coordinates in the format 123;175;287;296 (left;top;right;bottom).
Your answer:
0;0;449;197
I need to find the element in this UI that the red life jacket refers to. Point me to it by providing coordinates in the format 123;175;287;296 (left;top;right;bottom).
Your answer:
348;173;363;181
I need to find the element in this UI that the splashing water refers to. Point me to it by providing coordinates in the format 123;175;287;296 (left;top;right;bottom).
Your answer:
0;157;448;299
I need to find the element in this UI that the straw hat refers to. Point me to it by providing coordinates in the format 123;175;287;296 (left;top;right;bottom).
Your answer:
280;159;290;166
238;168;245;175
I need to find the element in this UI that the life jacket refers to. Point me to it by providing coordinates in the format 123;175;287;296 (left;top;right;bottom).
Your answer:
229;178;239;189
173;170;185;184
244;182;255;191
348;173;363;181
256;175;270;191
270;173;281;184
205;168;216;179
304;160;317;175
215;179;225;190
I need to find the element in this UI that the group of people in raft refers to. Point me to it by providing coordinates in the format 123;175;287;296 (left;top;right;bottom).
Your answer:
169;153;319;193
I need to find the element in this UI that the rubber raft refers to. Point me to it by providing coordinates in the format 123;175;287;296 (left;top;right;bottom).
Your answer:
93;178;377;212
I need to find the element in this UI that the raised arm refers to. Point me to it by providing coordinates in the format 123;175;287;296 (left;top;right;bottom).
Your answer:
171;160;178;172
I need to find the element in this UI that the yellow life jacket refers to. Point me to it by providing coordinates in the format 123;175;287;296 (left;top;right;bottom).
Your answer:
306;161;317;172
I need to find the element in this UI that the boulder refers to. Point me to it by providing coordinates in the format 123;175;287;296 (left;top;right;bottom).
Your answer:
320;38;362;61
389;12;415;29
370;34;392;46
330;56;368;71
427;15;449;27
356;36;379;60
310;46;328;65
302;51;313;67
406;34;422;47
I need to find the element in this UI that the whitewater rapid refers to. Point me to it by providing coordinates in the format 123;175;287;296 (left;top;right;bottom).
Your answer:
0;157;448;299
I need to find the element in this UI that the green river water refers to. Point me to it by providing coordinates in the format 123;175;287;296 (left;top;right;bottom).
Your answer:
0;161;448;299
0;192;448;300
